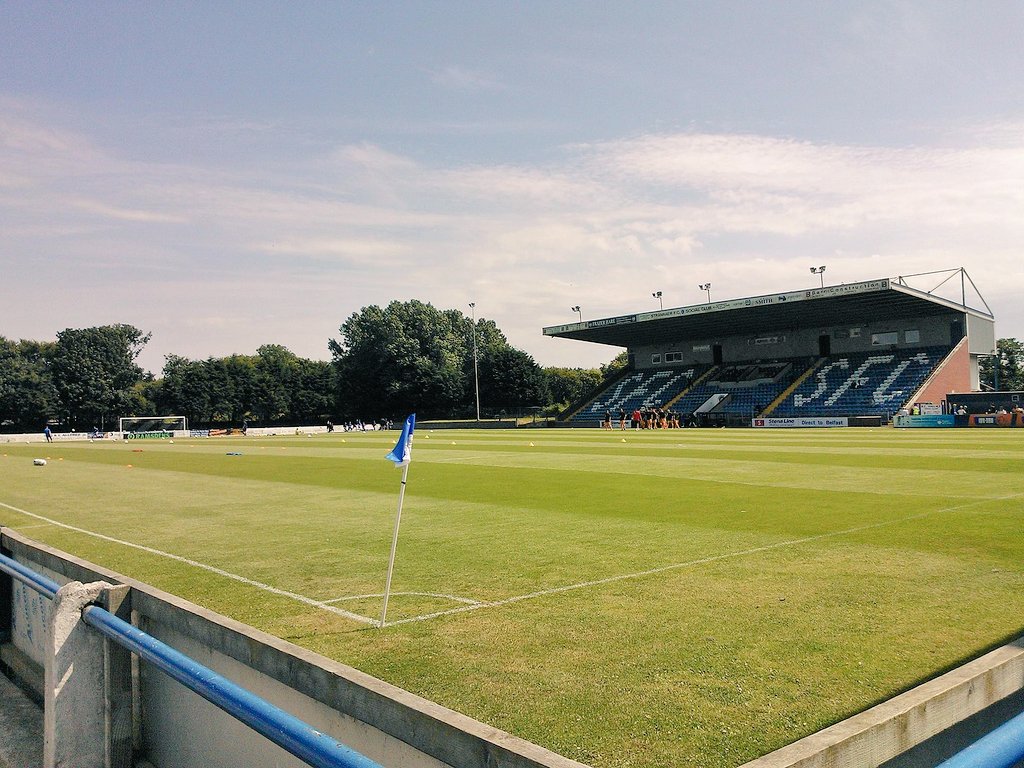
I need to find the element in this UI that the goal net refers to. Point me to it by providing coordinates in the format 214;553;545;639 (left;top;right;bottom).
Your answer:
118;416;188;434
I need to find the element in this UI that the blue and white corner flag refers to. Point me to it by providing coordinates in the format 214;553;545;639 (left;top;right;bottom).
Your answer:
381;413;416;627
385;413;416;467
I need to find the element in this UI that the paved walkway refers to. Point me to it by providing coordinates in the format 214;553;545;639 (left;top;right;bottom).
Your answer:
0;673;42;768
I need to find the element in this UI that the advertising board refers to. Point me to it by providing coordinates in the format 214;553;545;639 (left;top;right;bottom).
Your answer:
969;414;1024;428
751;417;848;428
893;415;955;428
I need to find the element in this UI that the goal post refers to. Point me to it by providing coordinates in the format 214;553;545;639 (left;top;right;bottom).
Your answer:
118;416;188;434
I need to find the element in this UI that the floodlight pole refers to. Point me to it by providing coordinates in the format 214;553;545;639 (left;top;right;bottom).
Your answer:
652;291;663;309
469;303;480;422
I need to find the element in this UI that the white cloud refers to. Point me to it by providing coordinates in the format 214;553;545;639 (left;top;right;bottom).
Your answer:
3;103;1024;373
68;198;188;224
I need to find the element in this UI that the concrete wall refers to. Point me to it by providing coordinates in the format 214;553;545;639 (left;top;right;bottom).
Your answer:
632;313;963;370
912;339;972;407
738;637;1024;768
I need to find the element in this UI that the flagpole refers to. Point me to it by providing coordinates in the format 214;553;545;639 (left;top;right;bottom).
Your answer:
380;461;409;627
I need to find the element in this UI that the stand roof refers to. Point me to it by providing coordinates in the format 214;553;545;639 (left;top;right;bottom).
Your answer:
543;275;993;349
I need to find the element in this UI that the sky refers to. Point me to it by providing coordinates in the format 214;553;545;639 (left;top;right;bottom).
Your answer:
2;1;1023;375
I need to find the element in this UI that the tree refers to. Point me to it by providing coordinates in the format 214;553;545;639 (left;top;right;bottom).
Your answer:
330;301;474;418
223;354;258;423
329;300;554;419
126;374;159;418
154;347;333;428
156;355;213;425
0;338;58;431
478;347;548;411
600;350;630;380
254;345;297;424
979;338;1024;391
291;359;335;422
49;325;150;429
544;366;603;407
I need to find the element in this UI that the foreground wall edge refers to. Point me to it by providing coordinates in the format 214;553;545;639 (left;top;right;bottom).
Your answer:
739;638;1024;768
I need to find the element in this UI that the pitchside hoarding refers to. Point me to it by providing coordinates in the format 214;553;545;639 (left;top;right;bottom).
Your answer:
753;417;847;430
893;415;955;428
752;417;848;428
969;414;1024;428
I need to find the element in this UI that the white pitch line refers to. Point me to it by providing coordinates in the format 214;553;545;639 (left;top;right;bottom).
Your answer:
7;522;56;531
430;455;489;464
325;591;482;606
0;501;376;625
384;491;1024;628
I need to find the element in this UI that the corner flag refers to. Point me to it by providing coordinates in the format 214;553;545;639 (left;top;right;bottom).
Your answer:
385;413;415;466
381;413;415;627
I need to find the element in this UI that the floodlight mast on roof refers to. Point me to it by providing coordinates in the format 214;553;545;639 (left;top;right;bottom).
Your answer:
468;303;480;422
699;283;711;302
571;305;582;323
810;265;827;288
652;291;663;309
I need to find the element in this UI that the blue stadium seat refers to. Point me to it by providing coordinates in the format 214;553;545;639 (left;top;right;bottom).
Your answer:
773;347;951;418
672;374;794;417
568;347;952;424
570;367;706;423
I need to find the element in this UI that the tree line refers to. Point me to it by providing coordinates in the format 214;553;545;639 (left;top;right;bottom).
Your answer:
0;302;622;432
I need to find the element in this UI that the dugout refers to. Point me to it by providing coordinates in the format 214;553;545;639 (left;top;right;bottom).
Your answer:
946;391;1024;414
544;269;995;395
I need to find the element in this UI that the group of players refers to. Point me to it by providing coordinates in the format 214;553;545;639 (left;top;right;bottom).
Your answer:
602;406;696;430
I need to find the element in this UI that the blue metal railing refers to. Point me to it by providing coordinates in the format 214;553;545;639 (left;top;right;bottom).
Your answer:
0;552;60;598
934;708;1024;768
0;551;382;768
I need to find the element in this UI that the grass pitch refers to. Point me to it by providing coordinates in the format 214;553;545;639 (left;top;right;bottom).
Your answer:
2;427;1023;768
